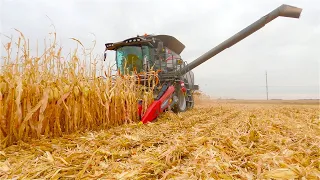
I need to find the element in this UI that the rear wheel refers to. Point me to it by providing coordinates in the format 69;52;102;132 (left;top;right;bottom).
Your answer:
187;93;194;109
185;79;194;109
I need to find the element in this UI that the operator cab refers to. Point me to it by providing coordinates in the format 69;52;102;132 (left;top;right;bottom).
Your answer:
104;34;186;75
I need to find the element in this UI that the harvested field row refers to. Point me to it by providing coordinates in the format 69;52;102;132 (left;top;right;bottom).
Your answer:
1;102;319;179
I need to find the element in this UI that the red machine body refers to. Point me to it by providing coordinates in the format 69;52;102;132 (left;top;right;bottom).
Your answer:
140;85;175;124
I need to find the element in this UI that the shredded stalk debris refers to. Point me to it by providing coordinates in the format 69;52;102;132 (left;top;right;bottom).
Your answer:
1;102;319;179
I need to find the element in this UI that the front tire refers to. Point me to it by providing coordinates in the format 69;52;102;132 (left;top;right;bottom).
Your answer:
172;90;187;113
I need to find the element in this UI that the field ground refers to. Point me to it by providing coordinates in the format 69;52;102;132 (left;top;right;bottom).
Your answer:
0;99;319;179
199;99;319;106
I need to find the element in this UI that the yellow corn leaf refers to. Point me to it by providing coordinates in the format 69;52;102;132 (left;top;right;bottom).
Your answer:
45;151;54;163
218;174;233;180
0;161;10;172
262;168;299;179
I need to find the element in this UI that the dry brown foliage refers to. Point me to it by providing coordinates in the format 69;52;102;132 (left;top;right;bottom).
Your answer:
0;101;319;179
0;32;155;148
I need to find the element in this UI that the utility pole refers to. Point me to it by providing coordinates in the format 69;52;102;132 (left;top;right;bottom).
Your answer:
265;71;269;100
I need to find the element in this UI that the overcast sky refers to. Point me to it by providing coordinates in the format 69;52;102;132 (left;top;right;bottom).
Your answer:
1;0;319;99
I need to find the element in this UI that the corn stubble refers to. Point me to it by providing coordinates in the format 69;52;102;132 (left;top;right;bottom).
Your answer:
1;101;319;179
0;32;155;148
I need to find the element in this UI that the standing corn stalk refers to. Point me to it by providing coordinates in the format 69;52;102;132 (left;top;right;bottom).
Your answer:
0;32;155;149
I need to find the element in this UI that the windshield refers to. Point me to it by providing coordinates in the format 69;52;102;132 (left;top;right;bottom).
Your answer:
116;46;150;74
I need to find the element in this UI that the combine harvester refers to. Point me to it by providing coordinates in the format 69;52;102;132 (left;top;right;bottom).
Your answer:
104;4;302;124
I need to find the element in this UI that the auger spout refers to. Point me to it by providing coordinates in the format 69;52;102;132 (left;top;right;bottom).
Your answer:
178;4;302;75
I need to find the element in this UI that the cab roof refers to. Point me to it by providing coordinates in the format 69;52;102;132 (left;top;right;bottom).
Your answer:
105;34;185;55
153;35;185;54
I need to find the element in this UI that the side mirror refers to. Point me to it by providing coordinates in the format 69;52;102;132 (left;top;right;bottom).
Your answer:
104;50;107;61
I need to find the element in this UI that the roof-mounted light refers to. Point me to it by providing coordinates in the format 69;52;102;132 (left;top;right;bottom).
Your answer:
105;43;114;48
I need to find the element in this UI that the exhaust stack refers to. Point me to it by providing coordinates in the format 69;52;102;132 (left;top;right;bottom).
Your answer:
178;4;302;75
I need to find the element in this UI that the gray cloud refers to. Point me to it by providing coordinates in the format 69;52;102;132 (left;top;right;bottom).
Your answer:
1;0;319;99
